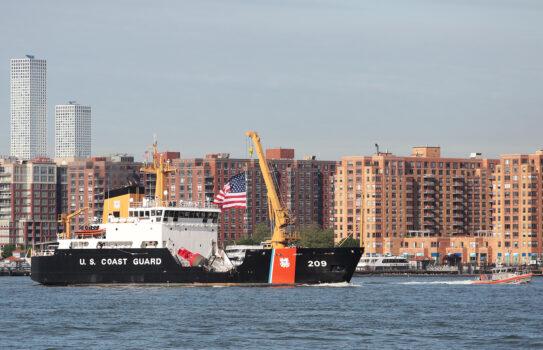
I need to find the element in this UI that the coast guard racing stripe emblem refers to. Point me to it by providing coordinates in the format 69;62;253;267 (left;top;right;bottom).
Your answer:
268;247;297;284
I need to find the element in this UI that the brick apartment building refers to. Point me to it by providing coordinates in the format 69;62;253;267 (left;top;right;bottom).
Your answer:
334;147;497;262
168;149;336;244
491;151;543;265
0;157;58;246
334;147;543;266
64;155;141;231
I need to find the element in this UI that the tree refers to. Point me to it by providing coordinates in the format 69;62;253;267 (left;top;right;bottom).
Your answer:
234;223;271;245
298;225;334;248
1;245;17;259
252;223;271;243
234;237;257;245
336;237;361;248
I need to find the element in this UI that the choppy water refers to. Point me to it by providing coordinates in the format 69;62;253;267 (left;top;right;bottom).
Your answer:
1;276;542;349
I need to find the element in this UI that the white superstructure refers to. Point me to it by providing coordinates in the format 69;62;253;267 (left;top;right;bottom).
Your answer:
57;202;221;259
55;101;92;158
10;55;47;160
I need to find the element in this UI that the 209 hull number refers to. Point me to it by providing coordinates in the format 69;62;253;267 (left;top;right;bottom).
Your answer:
307;260;327;267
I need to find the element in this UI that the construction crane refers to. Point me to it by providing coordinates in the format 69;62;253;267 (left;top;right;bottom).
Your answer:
59;207;88;239
245;131;291;249
140;140;176;205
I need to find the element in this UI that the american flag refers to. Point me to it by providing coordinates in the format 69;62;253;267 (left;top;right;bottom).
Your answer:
213;173;247;209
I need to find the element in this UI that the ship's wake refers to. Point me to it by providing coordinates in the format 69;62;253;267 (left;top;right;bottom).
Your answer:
398;280;473;285
303;281;362;288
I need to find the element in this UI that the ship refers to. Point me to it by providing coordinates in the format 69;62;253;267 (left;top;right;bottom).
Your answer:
31;132;362;286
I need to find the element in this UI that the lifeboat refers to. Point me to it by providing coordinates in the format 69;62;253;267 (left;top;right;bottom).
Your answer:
74;228;106;239
473;267;533;285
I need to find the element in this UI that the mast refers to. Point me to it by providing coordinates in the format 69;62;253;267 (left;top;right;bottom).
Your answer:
245;131;290;249
140;140;176;205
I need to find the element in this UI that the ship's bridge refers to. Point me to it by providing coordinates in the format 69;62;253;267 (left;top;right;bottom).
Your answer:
118;202;220;225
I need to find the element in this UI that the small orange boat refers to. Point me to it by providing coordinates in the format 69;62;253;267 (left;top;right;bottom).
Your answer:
74;228;106;238
473;267;533;285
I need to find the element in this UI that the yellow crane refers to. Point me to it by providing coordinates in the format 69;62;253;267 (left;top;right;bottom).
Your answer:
245;131;291;249
59;207;89;239
140;140;176;205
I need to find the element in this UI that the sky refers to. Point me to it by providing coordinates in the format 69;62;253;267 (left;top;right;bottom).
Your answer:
0;0;542;160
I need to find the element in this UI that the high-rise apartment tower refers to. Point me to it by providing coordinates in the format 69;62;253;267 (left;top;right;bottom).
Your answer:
10;55;47;160
55;101;91;158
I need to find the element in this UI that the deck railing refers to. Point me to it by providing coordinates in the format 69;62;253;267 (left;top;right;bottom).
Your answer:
129;199;218;209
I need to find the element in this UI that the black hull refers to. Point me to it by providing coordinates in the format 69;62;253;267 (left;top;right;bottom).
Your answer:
31;247;363;286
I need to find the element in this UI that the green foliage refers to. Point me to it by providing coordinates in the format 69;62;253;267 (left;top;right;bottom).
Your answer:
1;245;18;259
298;225;334;248
234;237;257;245
234;223;271;245
253;223;271;242
336;237;361;248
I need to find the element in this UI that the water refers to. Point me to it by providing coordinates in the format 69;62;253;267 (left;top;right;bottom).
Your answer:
1;276;542;349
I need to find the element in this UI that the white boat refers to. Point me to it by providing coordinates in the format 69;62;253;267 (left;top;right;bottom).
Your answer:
356;256;410;272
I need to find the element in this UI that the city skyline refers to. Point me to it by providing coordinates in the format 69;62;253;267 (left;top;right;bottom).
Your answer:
2;143;543;266
1;0;543;160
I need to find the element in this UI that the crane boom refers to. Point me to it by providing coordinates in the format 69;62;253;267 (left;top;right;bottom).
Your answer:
60;207;89;239
245;131;290;248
